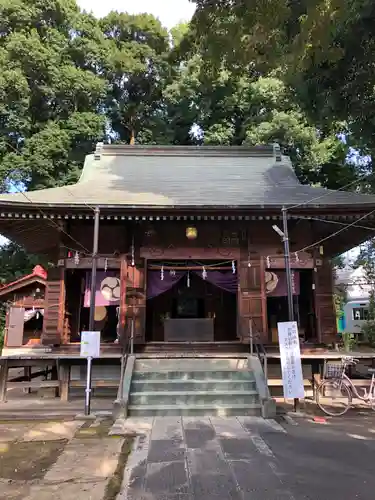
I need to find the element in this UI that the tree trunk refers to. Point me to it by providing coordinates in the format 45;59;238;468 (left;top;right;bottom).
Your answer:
130;129;135;145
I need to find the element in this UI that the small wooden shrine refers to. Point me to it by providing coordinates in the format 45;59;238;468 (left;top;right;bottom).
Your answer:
0;265;46;348
0;144;374;350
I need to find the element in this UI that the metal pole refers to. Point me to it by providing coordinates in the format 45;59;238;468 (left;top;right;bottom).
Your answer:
249;318;254;356
130;317;134;355
282;206;299;412
85;356;93;414
89;207;100;331
85;206;100;416
282;207;294;322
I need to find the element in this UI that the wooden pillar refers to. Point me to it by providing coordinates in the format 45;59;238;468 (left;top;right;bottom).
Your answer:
119;255;128;345
128;262;146;344
0;359;8;402
314;258;337;345
238;254;267;344
59;363;70;402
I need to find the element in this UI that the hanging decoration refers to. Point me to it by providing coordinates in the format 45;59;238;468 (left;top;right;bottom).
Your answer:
169;269;176;277
232;260;236;274
131;235;135;266
160;265;164;281
295;252;299;263
186;226;198;240
74;251;80;265
94;306;107;322
266;256;271;268
104;258;108;272
187;271;190;287
319;245;324;256
202;266;207;280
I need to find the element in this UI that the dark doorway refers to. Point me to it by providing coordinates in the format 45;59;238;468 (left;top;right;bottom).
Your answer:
146;263;237;342
266;269;316;342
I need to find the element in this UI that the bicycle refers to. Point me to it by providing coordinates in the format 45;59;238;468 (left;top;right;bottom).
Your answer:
316;356;375;416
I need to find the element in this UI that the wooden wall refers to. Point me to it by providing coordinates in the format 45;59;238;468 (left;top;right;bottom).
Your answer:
43;218;337;346
42;266;65;345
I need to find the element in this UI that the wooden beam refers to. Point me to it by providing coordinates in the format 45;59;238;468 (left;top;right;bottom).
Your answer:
148;265;233;270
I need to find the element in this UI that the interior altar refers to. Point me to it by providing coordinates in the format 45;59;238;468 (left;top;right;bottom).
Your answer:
164;318;214;342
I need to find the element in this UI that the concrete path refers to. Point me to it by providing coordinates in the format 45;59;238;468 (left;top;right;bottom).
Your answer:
118;416;293;500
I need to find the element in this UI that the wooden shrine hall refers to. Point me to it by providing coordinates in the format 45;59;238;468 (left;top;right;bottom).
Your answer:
1;143;375;353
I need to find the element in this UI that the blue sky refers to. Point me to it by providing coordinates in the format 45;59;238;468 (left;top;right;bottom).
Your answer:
76;0;196;28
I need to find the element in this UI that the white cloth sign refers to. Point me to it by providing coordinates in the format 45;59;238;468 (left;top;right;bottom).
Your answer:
80;331;101;358
278;321;304;399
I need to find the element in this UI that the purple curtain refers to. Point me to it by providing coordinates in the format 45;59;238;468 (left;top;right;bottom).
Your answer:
147;270;185;299
193;270;237;293
147;269;238;299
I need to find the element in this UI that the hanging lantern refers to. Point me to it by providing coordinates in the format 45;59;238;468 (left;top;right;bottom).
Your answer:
232;260;236;274
266;256;271;268
186;226;198;240
74;251;80;265
160;265;164;281
187;271;191;287
295;252;300;263
319;245;324;256
104;258;108;272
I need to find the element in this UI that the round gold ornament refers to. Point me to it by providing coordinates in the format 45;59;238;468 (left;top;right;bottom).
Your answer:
94;306;107;322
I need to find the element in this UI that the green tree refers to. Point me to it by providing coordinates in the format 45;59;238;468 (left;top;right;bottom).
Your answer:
0;0;107;190
0;242;46;284
189;0;375;164
100;12;172;145
164;51;357;187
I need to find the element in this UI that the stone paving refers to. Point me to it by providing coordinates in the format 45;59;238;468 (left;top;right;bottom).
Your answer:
117;416;295;500
0;418;126;500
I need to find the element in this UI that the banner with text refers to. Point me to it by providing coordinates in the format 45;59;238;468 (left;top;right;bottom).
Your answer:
278;321;305;399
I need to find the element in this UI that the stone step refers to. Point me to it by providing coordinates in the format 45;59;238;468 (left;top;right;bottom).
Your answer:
131;379;256;392
132;370;255;382
129;390;259;406
134;357;249;372
127;403;262;417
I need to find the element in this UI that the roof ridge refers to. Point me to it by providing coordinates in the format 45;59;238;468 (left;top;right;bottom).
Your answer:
94;144;279;158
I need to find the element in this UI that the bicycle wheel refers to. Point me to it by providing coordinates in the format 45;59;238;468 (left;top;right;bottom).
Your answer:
316;379;352;416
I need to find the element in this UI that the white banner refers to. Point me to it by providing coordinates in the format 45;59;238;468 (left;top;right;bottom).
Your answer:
278;321;304;399
80;331;101;358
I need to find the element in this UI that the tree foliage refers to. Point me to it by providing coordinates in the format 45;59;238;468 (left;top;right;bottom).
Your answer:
165;55;357;187
190;0;375;159
0;0;107;190
0;0;373;280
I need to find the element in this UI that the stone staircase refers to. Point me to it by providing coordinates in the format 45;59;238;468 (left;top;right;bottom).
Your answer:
126;357;262;417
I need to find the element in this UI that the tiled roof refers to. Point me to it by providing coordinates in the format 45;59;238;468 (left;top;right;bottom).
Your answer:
0;144;374;209
0;265;47;296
